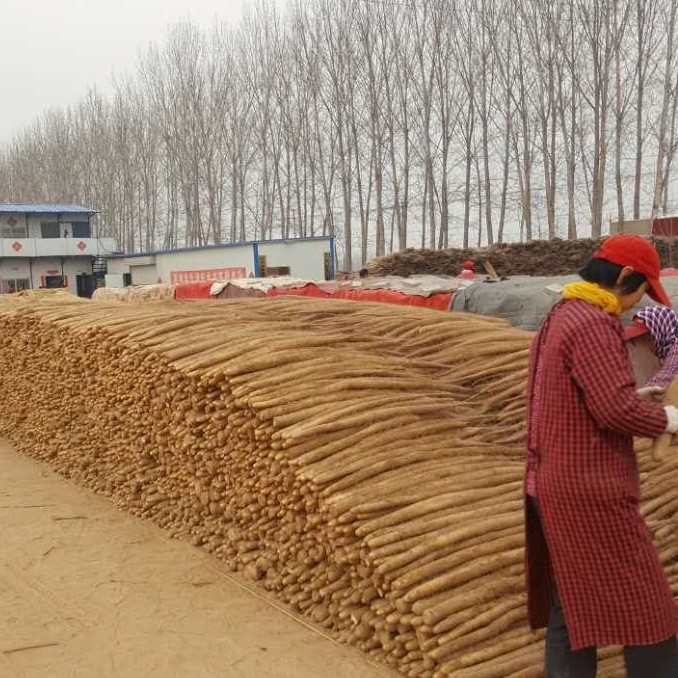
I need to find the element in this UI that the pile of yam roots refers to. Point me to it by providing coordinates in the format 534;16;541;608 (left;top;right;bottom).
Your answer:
0;295;675;678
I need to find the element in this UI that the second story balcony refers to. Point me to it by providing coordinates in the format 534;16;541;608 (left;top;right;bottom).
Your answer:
0;238;119;258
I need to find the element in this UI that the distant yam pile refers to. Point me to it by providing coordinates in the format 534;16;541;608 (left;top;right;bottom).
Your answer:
367;237;678;278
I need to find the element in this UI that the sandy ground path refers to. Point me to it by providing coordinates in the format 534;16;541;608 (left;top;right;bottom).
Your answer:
0;440;393;678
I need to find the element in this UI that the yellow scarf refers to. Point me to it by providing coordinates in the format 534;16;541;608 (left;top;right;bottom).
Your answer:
562;281;622;315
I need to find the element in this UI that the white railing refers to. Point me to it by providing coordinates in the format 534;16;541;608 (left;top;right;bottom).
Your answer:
0;238;119;258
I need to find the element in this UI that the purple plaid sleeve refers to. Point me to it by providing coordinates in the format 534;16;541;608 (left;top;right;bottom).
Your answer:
637;306;678;360
647;342;678;389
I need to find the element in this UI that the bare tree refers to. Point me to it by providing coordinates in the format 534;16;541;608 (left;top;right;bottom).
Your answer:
633;0;661;219
1;0;677;263
554;0;580;239
611;0;634;223
576;0;615;238
652;0;678;215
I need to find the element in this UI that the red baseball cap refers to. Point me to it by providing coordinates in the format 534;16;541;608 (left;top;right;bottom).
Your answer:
593;235;671;306
624;317;650;340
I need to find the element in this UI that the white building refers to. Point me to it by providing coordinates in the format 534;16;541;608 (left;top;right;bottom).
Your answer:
0;203;118;296
106;236;336;286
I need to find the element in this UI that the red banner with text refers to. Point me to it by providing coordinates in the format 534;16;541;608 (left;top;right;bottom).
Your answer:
170;267;247;284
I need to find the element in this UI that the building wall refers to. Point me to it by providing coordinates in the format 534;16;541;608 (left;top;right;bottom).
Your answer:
0;259;31;282
105;274;126;288
258;239;332;279
34;257;93;293
0;212;93;239
0;212;116;260
0;256;93;294
105;238;335;287
25;213;90;238
107;258;128;276
130;264;158;286
32;258;64;287
155;245;254;283
58;258;94;293
0;237;116;258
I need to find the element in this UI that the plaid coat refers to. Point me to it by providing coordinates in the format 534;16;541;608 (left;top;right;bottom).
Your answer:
525;299;678;649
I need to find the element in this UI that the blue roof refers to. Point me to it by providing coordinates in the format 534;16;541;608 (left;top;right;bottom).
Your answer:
0;203;97;215
111;235;334;259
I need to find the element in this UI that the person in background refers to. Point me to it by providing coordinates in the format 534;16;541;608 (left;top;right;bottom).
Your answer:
626;305;678;398
526;234;678;678
457;259;476;280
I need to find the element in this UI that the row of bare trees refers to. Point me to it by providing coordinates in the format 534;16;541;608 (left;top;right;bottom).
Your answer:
1;0;678;269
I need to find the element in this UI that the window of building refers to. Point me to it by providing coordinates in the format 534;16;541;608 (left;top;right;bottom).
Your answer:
71;222;91;238
0;221;28;239
43;275;65;289
1;278;30;294
40;222;61;238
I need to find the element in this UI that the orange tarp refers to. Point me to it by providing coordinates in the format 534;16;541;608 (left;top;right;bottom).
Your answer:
266;283;453;311
174;281;214;300
333;287;453;310
266;284;332;299
174;280;454;310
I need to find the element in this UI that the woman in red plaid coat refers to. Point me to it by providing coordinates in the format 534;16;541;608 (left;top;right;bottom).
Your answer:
526;235;678;677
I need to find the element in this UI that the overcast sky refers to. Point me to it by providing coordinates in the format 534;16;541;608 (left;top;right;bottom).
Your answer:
1;0;257;142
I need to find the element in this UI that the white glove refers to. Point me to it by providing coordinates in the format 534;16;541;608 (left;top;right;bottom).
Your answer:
664;406;678;433
638;385;668;400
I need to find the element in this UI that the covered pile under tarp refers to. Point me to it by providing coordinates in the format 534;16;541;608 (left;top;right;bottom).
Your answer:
333;286;453;310
453;275;678;331
263;275;467;310
211;277;313;298
346;274;469;296
266;283;455;311
452;276;576;331
94;276;466;311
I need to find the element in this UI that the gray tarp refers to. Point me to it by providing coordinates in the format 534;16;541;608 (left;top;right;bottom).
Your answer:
452;275;678;332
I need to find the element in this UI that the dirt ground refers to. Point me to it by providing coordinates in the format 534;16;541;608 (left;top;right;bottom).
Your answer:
0;440;393;678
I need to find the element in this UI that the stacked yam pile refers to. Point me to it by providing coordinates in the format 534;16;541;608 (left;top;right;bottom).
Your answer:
91;283;175;303
0;295;673;677
11;289;87;302
368;237;678;278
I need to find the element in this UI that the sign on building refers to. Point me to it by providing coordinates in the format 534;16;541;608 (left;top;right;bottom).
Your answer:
170;267;247;284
